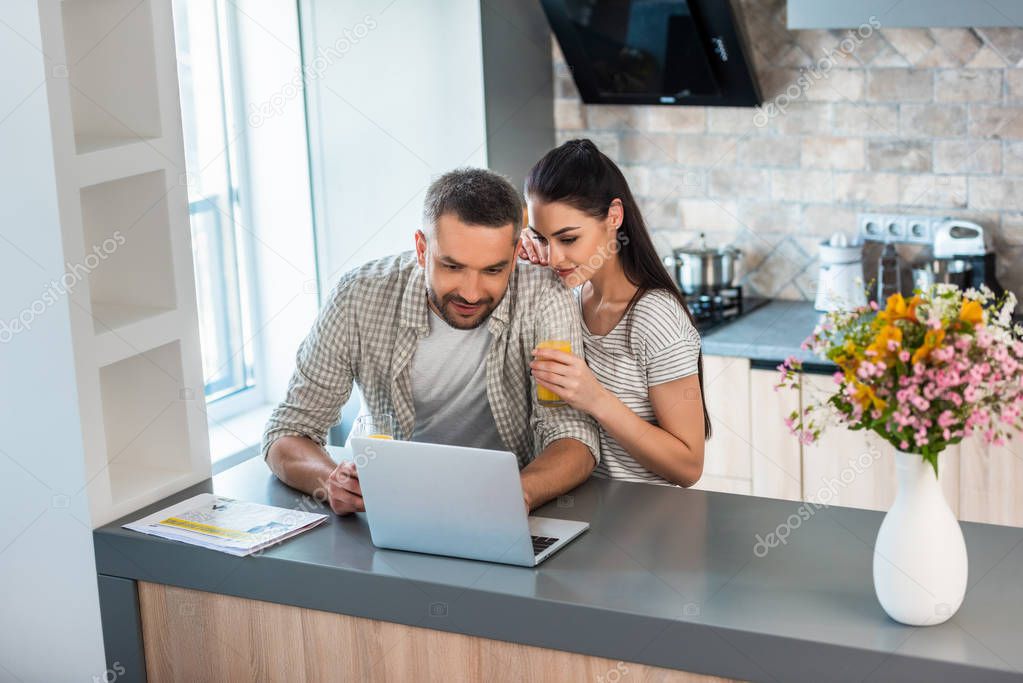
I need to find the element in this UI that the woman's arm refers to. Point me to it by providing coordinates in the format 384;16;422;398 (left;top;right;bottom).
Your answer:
588;375;705;487
530;350;705;487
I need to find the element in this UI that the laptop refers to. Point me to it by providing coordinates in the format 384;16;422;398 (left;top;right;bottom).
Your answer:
349;437;589;567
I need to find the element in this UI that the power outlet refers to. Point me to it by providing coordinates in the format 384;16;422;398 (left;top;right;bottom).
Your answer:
858;212;936;244
883;214;907;241
907;217;932;242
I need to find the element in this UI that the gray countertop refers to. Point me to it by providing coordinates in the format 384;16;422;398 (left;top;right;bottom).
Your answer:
95;452;1023;682
702;300;830;366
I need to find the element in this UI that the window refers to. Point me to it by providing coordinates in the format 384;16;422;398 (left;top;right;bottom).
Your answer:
173;0;259;414
172;0;320;468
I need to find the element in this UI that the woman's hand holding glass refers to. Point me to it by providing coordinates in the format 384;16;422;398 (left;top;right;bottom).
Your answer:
530;346;610;416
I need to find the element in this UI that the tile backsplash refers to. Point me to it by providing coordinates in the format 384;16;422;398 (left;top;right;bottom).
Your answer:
551;0;1023;300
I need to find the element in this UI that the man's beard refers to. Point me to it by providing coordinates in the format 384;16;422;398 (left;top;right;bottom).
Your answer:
426;287;500;330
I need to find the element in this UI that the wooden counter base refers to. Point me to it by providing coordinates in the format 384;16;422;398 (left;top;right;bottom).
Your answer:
137;582;741;682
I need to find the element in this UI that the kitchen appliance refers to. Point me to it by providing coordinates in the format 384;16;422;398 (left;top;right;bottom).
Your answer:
661;237;765;334
540;0;761;106
815;232;867;312
930;219;1004;297
911;258;972;292
876;240;902;302
663;233;741;295
684;285;769;335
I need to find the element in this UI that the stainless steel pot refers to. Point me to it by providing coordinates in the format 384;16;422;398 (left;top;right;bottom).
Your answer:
911;258;972;291
662;233;741;295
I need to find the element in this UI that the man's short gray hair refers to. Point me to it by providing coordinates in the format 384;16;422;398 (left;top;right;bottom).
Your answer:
422;168;523;233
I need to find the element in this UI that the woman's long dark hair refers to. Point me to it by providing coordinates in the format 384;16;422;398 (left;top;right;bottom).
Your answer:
525;138;711;440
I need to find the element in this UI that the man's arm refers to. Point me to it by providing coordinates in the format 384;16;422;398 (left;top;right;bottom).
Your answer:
266;436;366;515
262;278;364;513
523;276;601;508
520;437;595;510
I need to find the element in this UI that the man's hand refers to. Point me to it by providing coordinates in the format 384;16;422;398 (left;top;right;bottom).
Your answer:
267;436;369;517
326;460;365;515
522;485;533;512
519;438;594;511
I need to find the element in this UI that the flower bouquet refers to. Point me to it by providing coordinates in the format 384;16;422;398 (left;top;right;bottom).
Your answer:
777;285;1023;473
776;284;1022;626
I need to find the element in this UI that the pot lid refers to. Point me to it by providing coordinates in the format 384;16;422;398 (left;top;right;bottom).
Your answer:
674;232;741;257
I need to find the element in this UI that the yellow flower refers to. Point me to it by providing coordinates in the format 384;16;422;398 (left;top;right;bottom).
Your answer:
866;324;902;360
852;380;886;412
876;293;920;324
959;299;983;326
911;327;946;365
833;339;862;374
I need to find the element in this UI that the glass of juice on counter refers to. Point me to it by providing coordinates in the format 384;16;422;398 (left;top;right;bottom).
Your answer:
352;414;395;440
535;319;572;407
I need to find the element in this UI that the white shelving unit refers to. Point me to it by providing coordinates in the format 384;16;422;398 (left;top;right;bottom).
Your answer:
39;0;210;526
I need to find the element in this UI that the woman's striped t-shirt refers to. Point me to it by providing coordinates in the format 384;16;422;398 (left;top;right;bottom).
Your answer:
579;288;702;486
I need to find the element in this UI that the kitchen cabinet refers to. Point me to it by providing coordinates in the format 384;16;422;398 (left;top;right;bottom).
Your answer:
798;374;961;515
692;355;752;495
787;0;1023;29
959;438;1023;527
749;368;802;501
700;355;996;525
799;373;896;512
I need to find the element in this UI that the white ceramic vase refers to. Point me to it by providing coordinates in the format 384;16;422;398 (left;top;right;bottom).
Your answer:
873;450;968;626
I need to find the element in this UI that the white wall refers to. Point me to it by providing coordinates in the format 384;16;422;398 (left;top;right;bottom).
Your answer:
300;0;488;289
0;3;105;680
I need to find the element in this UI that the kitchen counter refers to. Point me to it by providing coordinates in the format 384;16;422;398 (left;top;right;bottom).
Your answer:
702;299;832;367
94;451;1023;682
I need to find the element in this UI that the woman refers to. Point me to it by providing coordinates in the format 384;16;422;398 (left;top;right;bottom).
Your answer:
523;138;709;487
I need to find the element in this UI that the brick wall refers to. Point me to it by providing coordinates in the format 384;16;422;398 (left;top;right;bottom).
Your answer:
551;0;1023;299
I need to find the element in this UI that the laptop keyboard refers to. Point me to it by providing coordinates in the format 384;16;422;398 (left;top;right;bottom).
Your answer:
531;535;559;556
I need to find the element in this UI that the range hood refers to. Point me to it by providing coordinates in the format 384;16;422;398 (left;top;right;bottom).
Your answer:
541;0;761;107
788;0;1023;28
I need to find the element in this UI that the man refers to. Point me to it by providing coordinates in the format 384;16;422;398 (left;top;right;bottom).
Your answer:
262;168;599;515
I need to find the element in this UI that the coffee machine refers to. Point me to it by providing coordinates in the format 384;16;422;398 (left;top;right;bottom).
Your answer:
931;220;1003;297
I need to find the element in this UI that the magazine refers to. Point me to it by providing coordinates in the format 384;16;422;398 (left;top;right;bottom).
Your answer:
123;493;327;556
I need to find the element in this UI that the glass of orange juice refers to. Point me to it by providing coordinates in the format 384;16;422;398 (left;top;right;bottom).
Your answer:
535;319;573;407
352;414;396;440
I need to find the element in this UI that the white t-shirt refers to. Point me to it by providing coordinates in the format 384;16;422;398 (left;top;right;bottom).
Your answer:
581;289;701;486
409;307;505;451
